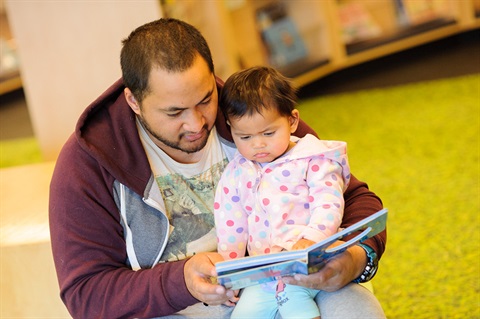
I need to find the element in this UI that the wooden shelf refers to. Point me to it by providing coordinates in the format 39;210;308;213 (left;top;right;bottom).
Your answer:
1;7;22;95
345;17;457;55
160;0;479;88
0;71;22;95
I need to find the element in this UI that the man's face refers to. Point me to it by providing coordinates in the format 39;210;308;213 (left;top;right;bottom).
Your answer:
126;55;218;163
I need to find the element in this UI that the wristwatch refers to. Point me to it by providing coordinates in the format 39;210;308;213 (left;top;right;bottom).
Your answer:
353;243;378;283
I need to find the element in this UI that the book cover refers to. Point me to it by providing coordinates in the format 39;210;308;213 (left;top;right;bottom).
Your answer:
216;208;388;290
256;3;308;68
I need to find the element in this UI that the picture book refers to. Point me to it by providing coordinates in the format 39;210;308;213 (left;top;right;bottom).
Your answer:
215;208;388;290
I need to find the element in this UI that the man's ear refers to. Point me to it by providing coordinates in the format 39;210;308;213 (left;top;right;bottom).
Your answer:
124;88;141;115
289;109;300;133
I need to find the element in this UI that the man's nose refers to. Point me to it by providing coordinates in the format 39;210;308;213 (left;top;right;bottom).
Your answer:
184;109;205;132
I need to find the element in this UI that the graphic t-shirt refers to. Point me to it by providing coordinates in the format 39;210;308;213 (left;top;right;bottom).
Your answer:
138;122;228;262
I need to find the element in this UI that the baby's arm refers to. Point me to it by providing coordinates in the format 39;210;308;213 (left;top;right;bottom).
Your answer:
213;166;249;260
303;156;349;241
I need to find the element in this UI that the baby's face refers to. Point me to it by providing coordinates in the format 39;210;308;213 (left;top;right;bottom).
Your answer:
229;108;299;163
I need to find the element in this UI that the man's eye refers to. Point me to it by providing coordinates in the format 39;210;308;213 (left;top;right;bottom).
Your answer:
167;112;182;118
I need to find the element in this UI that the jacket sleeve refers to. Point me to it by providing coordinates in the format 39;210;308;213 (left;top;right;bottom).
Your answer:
49;137;198;319
213;162;249;260
302;157;346;242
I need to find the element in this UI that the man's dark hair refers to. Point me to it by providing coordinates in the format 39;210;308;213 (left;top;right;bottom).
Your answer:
121;18;214;102
220;66;297;120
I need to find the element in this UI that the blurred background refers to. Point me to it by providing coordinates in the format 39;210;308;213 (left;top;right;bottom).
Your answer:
1;0;479;318
1;0;479;159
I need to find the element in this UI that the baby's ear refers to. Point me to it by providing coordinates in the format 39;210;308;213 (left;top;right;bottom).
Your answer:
289;109;300;133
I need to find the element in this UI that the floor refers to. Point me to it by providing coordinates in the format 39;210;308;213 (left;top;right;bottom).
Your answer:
0;29;479;141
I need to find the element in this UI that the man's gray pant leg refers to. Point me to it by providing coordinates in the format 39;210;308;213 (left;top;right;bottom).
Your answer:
315;283;386;319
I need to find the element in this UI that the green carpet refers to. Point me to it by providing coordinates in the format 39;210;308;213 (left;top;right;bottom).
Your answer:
1;74;479;318
0;137;42;168
299;74;480;318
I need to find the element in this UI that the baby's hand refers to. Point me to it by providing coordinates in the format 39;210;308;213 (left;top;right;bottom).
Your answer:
292;238;316;250
223;290;240;307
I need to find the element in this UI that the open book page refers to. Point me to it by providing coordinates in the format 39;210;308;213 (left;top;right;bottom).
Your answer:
216;208;387;289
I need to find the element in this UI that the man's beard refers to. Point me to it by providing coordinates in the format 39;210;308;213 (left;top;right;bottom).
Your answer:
138;115;211;154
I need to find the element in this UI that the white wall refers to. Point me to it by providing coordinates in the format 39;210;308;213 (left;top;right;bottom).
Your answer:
5;1;162;160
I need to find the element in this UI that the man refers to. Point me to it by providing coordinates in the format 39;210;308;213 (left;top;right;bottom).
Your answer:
49;18;386;318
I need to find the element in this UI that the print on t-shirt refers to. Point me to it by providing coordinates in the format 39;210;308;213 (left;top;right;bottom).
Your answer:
157;159;228;262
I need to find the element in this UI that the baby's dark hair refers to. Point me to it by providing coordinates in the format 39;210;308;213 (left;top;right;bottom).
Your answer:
220;66;297;120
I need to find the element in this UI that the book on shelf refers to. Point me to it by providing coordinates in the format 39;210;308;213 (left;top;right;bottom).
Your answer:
394;0;453;26
216;208;388;290
256;3;308;69
337;1;382;44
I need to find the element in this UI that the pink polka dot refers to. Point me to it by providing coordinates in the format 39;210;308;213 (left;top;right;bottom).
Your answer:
322;204;331;209
280;185;288;191
262;198;270;206
308;196;314;202
226;220;234;226
255;216;260;222
264;248;270;254
325;181;332;186
214;202;220;209
311;164;319;172
282;213;288;220
265;168;272;173
229;252;238;259
223;187;229;194
247;181;252;188
246;206;252;211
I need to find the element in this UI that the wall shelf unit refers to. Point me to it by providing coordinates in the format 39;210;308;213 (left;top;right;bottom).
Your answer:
161;0;480;88
0;2;21;95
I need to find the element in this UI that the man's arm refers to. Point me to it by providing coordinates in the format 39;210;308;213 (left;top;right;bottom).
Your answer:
49;139;231;318
342;174;386;259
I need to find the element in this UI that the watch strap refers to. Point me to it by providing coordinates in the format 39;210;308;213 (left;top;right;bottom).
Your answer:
353;243;378;283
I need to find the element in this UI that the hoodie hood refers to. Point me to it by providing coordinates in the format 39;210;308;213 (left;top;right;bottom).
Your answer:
75;78;150;195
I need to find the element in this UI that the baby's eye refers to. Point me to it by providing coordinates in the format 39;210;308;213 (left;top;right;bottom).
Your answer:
199;98;211;105
240;136;251;140
264;131;275;136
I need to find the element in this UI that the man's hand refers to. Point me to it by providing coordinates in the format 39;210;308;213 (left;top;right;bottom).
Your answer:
282;244;367;292
292;238;316;250
184;252;238;306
